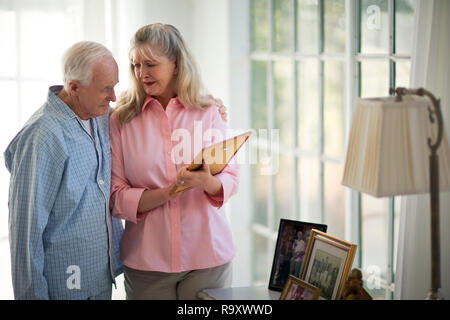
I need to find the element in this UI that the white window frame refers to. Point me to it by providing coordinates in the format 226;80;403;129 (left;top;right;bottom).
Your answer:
241;0;414;299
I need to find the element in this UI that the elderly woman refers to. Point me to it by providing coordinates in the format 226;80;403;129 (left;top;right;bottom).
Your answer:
109;23;239;300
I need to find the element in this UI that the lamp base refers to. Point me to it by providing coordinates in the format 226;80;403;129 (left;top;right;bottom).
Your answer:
425;289;444;300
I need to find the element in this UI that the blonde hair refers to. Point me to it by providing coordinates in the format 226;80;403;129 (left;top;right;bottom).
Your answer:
62;41;113;91
114;23;210;127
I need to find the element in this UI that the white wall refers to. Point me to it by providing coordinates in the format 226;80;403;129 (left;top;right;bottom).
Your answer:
191;0;253;287
112;0;195;94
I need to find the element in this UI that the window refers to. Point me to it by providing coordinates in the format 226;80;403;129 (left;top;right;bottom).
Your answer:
248;0;415;299
0;0;91;299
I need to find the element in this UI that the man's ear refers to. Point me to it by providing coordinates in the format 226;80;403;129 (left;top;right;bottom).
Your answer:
68;80;81;96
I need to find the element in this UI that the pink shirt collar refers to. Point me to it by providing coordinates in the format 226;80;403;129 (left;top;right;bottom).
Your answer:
141;95;184;111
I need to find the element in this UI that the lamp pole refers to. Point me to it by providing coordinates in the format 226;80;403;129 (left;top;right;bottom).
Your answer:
390;87;443;300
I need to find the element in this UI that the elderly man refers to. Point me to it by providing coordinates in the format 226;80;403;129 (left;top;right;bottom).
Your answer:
4;41;123;299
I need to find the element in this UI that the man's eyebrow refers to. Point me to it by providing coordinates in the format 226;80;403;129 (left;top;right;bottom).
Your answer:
104;82;118;89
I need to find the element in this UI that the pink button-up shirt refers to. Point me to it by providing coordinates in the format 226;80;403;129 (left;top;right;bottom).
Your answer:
109;96;239;273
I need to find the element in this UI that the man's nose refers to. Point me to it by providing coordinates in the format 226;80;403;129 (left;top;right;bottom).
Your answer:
109;89;116;102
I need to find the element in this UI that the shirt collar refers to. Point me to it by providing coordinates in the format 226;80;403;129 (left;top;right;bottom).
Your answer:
47;85;80;120
141;95;184;111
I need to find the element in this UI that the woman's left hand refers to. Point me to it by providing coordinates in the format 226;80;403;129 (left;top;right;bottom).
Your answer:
177;161;210;189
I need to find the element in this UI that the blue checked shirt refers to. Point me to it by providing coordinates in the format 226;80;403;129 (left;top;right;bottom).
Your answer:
4;86;123;299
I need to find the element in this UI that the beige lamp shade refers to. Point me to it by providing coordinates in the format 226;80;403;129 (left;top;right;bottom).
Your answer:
342;95;450;197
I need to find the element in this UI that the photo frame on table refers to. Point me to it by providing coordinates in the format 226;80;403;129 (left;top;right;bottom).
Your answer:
268;219;327;292
299;229;357;300
279;275;322;300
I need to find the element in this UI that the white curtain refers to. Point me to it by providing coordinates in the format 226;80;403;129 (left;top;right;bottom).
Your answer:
395;0;450;299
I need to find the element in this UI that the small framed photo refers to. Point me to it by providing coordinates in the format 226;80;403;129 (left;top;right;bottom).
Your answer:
299;229;357;300
280;275;322;300
268;219;327;291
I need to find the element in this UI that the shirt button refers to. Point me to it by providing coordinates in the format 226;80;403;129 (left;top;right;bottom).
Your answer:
98;179;104;185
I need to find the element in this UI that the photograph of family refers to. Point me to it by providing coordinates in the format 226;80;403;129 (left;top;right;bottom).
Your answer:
269;219;327;291
307;249;342;300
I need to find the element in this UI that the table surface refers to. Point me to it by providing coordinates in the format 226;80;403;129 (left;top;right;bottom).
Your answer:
198;286;281;300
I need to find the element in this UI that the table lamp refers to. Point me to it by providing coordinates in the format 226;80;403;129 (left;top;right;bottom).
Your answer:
341;87;450;300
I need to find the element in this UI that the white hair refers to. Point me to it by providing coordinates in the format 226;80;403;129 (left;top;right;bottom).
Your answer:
62;41;113;91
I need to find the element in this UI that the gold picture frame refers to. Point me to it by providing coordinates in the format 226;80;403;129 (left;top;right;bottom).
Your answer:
280;275;322;300
299;229;357;300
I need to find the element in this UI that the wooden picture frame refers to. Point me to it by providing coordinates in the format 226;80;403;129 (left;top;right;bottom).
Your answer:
299;229;357;300
279;275;322;300
268;219;327;291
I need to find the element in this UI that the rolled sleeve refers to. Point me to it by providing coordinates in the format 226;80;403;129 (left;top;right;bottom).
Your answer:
110;185;147;223
205;161;240;208
109;113;146;224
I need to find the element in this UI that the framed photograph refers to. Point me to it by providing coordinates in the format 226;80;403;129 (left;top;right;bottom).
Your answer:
279;275;321;300
268;219;327;291
299;229;357;300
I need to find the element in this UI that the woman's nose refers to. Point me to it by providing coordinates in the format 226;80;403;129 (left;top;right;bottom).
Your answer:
140;65;152;79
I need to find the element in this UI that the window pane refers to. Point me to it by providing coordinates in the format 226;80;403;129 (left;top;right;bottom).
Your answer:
252;161;269;226
251;233;270;285
0;81;19;154
297;60;319;152
395;60;411;88
0;9;17;77
0;165;11;238
251;0;269;52
273;0;294;52
0;80;18;240
396;0;416;55
274;60;294;147
360;0;389;54
324;61;345;158
20;80;52;125
324;0;346;54
324;162;345;239
275;154;295;229
19;6;83;79
251;61;268;132
297;0;319;54
361;194;388;299
298;158;321;223
393;196;401;276
360;61;389;98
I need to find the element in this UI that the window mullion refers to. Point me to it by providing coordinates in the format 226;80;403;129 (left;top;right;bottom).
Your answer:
267;0;276;267
318;0;324;224
292;0;299;220
387;0;396;300
389;0;396;88
345;0;361;269
15;4;22;125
